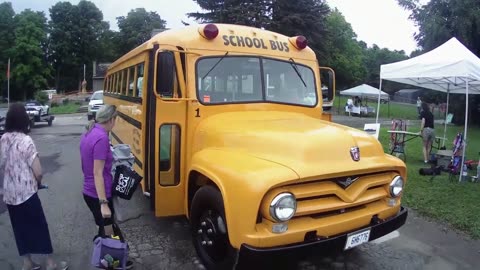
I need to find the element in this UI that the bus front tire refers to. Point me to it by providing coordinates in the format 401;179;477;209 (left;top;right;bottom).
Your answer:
190;185;237;270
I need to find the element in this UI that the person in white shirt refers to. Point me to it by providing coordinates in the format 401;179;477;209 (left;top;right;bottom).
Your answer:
416;96;422;116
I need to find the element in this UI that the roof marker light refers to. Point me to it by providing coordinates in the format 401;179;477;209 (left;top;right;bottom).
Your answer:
199;24;219;40
289;35;308;50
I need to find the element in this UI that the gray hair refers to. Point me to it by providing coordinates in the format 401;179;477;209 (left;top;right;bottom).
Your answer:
86;104;117;132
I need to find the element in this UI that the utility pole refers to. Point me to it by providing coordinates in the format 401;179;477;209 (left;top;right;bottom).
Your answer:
81;64;87;93
7;58;10;107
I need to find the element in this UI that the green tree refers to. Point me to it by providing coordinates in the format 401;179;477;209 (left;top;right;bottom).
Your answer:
323;9;366;89
362;45;408;91
398;0;480;54
97;26;120;62
0;2;16;95
49;1;78;91
188;0;272;28
188;0;330;61
117;8;167;54
397;0;480;124
269;0;330;61
10;9;50;100
49;0;107;91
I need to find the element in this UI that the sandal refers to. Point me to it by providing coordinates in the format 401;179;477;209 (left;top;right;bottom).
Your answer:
46;261;68;270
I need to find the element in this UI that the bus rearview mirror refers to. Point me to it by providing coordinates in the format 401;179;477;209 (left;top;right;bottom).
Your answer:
320;68;335;101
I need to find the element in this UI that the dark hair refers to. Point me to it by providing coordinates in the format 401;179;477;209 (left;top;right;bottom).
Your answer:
5;103;31;134
421;102;430;113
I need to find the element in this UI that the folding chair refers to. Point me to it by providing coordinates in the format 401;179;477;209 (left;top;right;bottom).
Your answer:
448;132;464;181
389;119;407;160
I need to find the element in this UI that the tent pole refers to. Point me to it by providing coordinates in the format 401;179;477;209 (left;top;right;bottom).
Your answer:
443;86;450;147
337;92;341;114
376;80;383;124
388;100;390;118
459;80;469;182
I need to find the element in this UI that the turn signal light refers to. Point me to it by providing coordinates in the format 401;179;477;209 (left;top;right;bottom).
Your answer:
289;35;308;50
199;24;219;40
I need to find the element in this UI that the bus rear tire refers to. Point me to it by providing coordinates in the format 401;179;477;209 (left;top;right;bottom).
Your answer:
190;185;237;270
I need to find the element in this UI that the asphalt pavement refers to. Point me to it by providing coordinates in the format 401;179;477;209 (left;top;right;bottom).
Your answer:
0;113;479;270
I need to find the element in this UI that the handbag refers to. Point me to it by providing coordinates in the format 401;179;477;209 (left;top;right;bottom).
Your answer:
112;165;142;200
91;219;129;269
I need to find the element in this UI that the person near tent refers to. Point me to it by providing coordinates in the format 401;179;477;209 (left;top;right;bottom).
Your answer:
419;102;435;163
354;96;361;106
377;37;479;181
416;97;422;115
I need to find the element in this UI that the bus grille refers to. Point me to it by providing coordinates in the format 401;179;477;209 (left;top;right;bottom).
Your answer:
270;172;392;219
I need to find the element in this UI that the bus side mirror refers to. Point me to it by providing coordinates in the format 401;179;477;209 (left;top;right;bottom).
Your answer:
156;51;175;97
320;67;335;101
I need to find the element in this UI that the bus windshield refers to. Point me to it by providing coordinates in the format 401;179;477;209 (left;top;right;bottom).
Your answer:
197;56;317;106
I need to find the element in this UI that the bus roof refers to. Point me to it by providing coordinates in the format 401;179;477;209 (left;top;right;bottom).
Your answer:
110;24;317;69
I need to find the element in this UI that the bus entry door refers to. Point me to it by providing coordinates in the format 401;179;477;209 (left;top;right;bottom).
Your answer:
151;49;187;217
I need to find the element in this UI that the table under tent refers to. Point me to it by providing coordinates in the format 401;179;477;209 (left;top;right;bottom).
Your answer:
375;37;480;181
339;84;390;116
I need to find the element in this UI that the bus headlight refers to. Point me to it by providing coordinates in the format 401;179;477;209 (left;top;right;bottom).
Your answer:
269;193;296;222
390;176;404;197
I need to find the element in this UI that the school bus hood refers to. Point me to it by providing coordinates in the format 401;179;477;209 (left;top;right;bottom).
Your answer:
194;111;388;179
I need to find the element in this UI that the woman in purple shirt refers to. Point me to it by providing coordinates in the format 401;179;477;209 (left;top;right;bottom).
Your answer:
80;105;117;236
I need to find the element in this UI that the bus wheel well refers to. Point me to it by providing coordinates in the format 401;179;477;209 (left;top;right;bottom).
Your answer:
188;170;218;217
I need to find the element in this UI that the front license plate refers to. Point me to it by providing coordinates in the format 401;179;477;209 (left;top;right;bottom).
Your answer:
344;228;371;250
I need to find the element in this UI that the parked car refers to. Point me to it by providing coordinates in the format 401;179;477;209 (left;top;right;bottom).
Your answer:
87;90;104;120
25;100;50;121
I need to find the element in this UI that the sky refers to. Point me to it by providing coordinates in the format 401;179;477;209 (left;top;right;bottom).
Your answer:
10;0;427;55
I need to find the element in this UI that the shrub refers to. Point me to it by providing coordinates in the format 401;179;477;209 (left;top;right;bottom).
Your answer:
62;98;70;105
34;91;49;105
51;101;59;107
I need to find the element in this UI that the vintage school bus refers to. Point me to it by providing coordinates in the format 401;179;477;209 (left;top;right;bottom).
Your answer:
104;23;408;269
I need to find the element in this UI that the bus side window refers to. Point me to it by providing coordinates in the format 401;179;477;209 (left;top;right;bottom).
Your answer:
156;52;175;98
120;70;127;95
115;72;120;94
128;66;135;97
104;76;108;92
110;76;114;93
136;63;144;98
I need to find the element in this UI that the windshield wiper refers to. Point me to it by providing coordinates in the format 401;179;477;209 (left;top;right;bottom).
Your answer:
202;52;229;80
288;58;307;88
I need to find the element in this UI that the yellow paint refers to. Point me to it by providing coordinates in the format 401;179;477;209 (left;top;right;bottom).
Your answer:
104;23;407;251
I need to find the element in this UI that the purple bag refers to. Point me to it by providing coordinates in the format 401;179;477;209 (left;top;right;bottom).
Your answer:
91;223;129;269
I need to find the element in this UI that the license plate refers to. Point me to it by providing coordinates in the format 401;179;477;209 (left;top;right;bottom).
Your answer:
344;228;371;250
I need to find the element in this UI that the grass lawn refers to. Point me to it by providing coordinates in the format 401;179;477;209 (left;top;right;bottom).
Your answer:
333;92;480;237
375;123;480;238
332;95;444;120
49;103;82;114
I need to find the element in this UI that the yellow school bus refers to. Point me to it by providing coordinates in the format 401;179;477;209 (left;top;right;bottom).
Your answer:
104;23;408;269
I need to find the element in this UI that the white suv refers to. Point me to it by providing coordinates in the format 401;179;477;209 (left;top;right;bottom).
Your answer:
87;90;104;120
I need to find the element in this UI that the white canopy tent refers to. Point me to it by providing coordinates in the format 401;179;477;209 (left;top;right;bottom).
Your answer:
375;37;480;182
340;84;390;99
